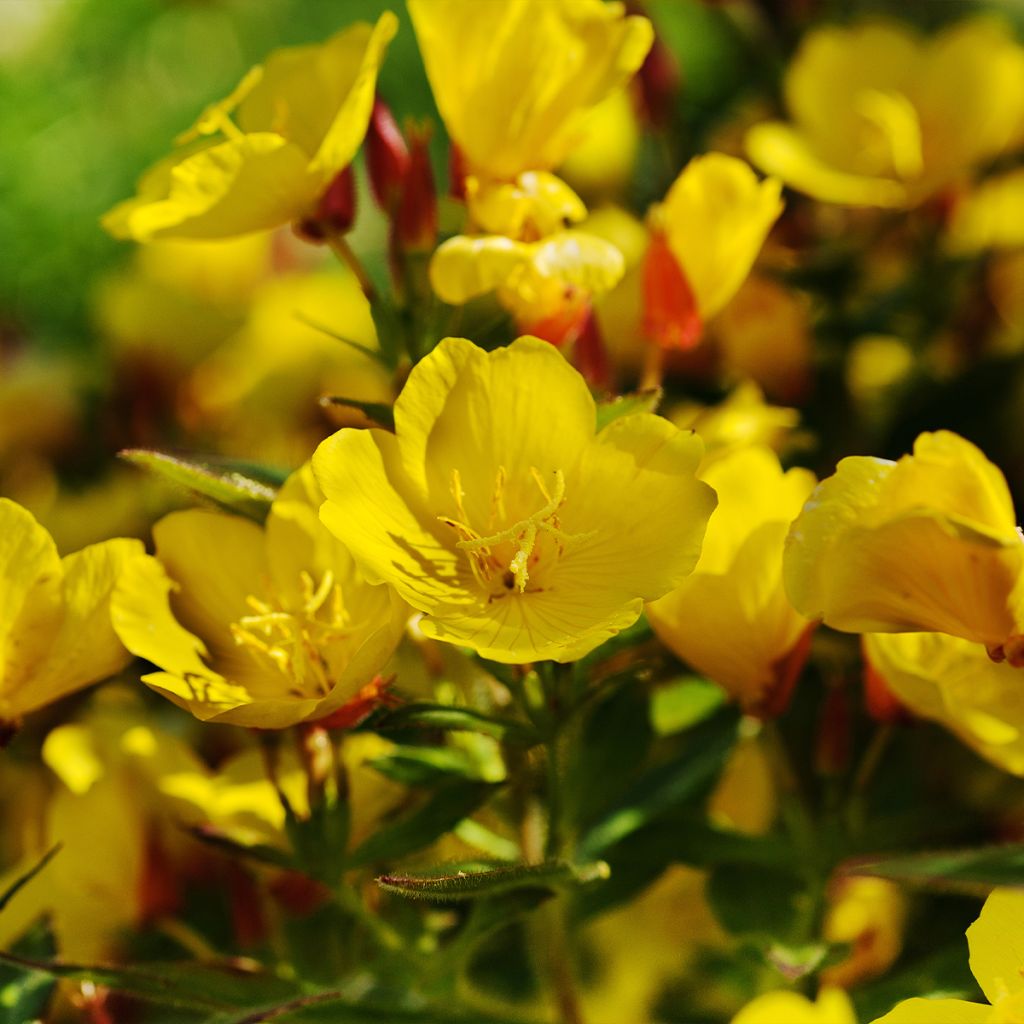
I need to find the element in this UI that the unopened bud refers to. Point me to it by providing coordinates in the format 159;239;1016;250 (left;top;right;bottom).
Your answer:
862;645;910;724
815;685;852;777
757;624;814;719
395;127;438;252
449;143;469;200
637;32;680;129
297;165;357;242
366;97;410;210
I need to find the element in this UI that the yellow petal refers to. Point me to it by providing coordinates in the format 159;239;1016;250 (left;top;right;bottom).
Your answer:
17;538;145;716
870;998;991;1024
947;169;1024;255
409;0;652;180
733;987;857;1024
784;432;1024;645
967;889;1024;1004
0;499;63;715
237;15;396;175
467;170;587;238
661;154;784;319
746;122;908;208
102;134;315;242
430;236;531;306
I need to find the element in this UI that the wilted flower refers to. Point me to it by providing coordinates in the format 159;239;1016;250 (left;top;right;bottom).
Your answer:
747;18;1024;208
111;464;406;727
784;431;1024;662
313;336;716;663
647;446;815;713
871;889;1024;1023
102;15;396;241
0;498;143;731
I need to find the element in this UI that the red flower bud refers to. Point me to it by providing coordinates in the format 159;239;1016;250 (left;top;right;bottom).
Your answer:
636;33;680;129
449;143;469;201
366;97;410;210
394;127;438;252
862;642;911;724
643;231;703;350
815;685;852;777
297;165;357;242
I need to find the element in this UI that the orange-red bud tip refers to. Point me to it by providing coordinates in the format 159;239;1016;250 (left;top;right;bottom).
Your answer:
643;231;703;351
366;96;410;210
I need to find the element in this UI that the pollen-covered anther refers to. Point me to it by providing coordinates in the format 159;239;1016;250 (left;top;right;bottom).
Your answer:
442;467;594;594
231;571;353;697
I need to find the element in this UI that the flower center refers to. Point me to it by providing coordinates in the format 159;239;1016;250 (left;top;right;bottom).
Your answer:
438;467;593;596
230;570;352;699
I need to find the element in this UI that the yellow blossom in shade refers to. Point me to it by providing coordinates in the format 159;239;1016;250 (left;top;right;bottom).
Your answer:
102;15;396;242
408;0;652;185
746;18;1024;209
947;169;1024;255
864;632;1024;776
313;336;716;664
784;431;1024;658
654;154;784;322
871;889;1024;1023
558;90;640;201
647;446;815;711
110;464;407;728
0;498;144;727
429;231;625;323
733;988;858;1024
822;877;908;989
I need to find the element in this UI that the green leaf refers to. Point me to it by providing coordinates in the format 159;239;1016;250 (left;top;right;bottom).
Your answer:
186;825;294;871
348;782;494;869
706;862;805;940
319;395;395;430
576;708;740;860
120;450;285;521
846;842;1024;894
373;703;539;747
377;860;609;902
293;311;390;368
651;676;726;735
371;745;495;786
0;923;56;1024
0;953;299;1015
0;844;60;914
595;388;662;432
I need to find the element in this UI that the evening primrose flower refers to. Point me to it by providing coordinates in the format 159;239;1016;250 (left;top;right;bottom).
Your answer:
784;431;1024;662
647;446;815;713
871;889;1024;1023
111;464;407;727
313;336;716;664
409;0;652;233
0;498;143;730
864;631;1024;776
747;18;1024;208
102;15;396;241
644;154;783;349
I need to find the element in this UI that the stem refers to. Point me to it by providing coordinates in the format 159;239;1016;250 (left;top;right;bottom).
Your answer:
327;235;377;302
846;722;894;837
331;879;405;955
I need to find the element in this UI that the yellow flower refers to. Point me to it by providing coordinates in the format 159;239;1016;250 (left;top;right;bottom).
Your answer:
657;154;784;322
102;15;396;241
429;230;625;327
647;446;815;712
408;0;652;185
733;988;858;1024
0;498;144;728
871;889;1024;1023
784;431;1024;660
111;464;407;727
865;631;1024;776
558;90;640;201
822;877;908;989
747;18;1024;208
313;336;716;663
947;169;1024;255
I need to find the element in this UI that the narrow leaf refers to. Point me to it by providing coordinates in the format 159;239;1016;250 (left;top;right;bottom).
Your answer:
120;450;283;521
373;703;539;746
348;782;494;868
846;842;1024;893
377;859;609;902
0;844;60;914
293;312;389;367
